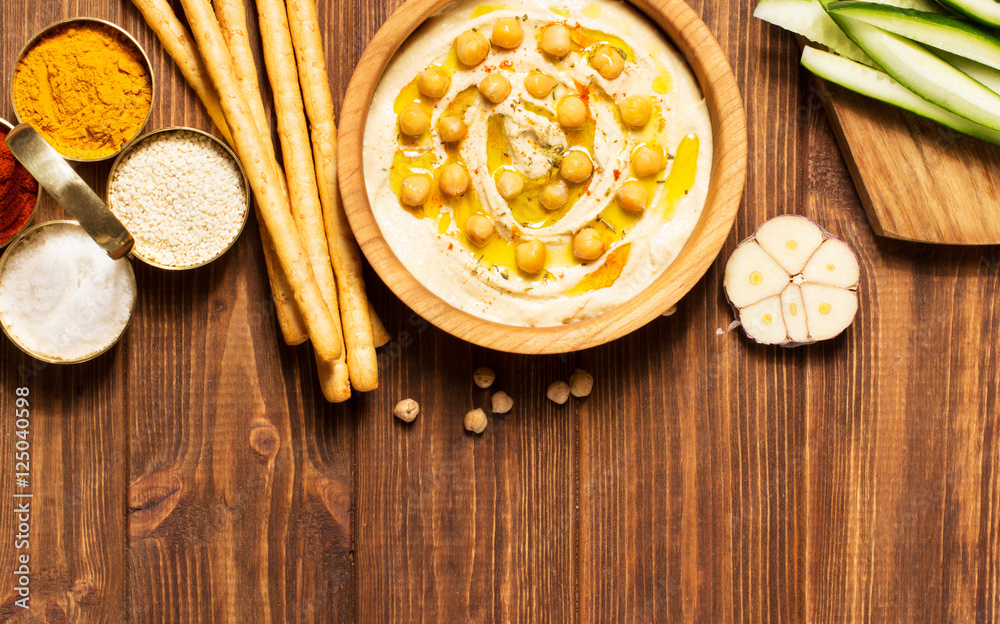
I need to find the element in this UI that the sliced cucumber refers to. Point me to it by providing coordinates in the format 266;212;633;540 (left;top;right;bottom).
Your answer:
938;50;1000;95
801;46;1000;145
887;0;948;11
825;11;1000;132
753;0;945;64
934;0;1000;28
828;2;1000;71
755;0;870;63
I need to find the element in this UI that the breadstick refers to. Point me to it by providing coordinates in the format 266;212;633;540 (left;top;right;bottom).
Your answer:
213;0;274;159
369;303;391;348
213;0;308;345
287;0;379;391
260;224;308;344
129;0;232;144
254;0;350;401
178;0;341;362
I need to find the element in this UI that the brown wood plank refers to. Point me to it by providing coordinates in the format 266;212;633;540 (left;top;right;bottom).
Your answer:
118;1;356;622
0;3;129;622
797;29;1000;624
353;307;579;621
338;0;571;620
123;228;357;623
576;2;806;621
0;309;127;624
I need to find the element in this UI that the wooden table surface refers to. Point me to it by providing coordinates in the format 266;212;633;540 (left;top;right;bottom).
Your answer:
0;0;998;622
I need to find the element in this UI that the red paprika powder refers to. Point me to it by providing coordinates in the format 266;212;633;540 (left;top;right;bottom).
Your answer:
0;128;38;245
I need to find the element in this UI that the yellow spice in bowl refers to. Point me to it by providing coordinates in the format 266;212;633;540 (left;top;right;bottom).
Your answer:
12;21;153;160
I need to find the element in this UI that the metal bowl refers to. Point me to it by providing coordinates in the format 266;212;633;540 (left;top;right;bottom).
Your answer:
10;17;155;163
0;220;137;364
0;118;41;250
106;127;250;270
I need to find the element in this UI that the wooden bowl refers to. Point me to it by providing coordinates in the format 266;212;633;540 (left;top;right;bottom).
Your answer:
339;0;747;354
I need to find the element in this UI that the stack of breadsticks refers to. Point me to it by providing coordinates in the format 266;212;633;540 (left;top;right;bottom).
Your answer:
129;0;390;401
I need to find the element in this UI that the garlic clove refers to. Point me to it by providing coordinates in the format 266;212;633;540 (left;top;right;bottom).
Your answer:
723;241;790;308
754;215;824;275
739;295;788;345
780;284;809;343
801;283;858;341
801;238;860;289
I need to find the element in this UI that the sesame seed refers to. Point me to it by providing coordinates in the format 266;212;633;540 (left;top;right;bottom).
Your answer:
108;130;247;268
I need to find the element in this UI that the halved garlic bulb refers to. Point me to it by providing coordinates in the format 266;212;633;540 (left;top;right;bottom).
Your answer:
723;215;860;346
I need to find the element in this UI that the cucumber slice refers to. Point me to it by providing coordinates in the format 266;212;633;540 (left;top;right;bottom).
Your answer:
801;46;1000;145
888;0;948;11
755;0;870;63
934;0;1000;28
825;11;1000;132
938;50;1000;95
753;0;945;64
828;2;1000;71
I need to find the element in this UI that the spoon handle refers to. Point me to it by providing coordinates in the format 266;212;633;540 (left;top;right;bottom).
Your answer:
5;123;134;260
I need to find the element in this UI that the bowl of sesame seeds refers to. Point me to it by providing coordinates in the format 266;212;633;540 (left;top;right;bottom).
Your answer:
107;127;249;270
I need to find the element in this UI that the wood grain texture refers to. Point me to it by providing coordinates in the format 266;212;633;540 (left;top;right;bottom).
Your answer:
337;0;747;354
122;2;357;622
0;0;998;623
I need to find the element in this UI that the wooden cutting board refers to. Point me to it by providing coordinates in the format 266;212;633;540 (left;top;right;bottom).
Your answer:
806;61;1000;245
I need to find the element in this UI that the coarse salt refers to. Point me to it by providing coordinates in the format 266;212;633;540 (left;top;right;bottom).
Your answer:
0;223;136;361
108;130;247;268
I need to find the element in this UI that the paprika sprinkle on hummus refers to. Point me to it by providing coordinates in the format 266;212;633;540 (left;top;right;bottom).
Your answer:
11;20;153;160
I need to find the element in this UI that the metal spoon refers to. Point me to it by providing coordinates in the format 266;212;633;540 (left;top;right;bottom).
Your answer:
4;123;133;259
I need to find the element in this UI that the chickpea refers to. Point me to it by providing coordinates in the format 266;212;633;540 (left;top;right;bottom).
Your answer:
400;175;431;206
394;398;420;422
541;24;571;57
479;74;511;104
464;408;488;434
492;18;524;49
515;239;547;274
546;380;570;404
496;170;524;200
464;215;494;246
591;44;625;80
524;72;557;98
573;228;605;261
456;30;490;66
491;391;514;414
437;116;467;143
417;67;451;99
616;181;648;212
560;151;593;183
473;366;495;388
439;163;470;197
618;95;651;128
398;102;428;137
540;181;569;211
569;369;594;397
557;95;587;129
632;145;664;178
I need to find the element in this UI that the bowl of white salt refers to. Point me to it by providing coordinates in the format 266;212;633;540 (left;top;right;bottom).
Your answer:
0;220;136;363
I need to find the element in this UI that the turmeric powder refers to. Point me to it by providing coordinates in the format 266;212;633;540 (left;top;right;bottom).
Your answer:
12;21;153;160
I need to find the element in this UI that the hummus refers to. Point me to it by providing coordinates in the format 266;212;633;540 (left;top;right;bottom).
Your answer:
364;0;713;326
